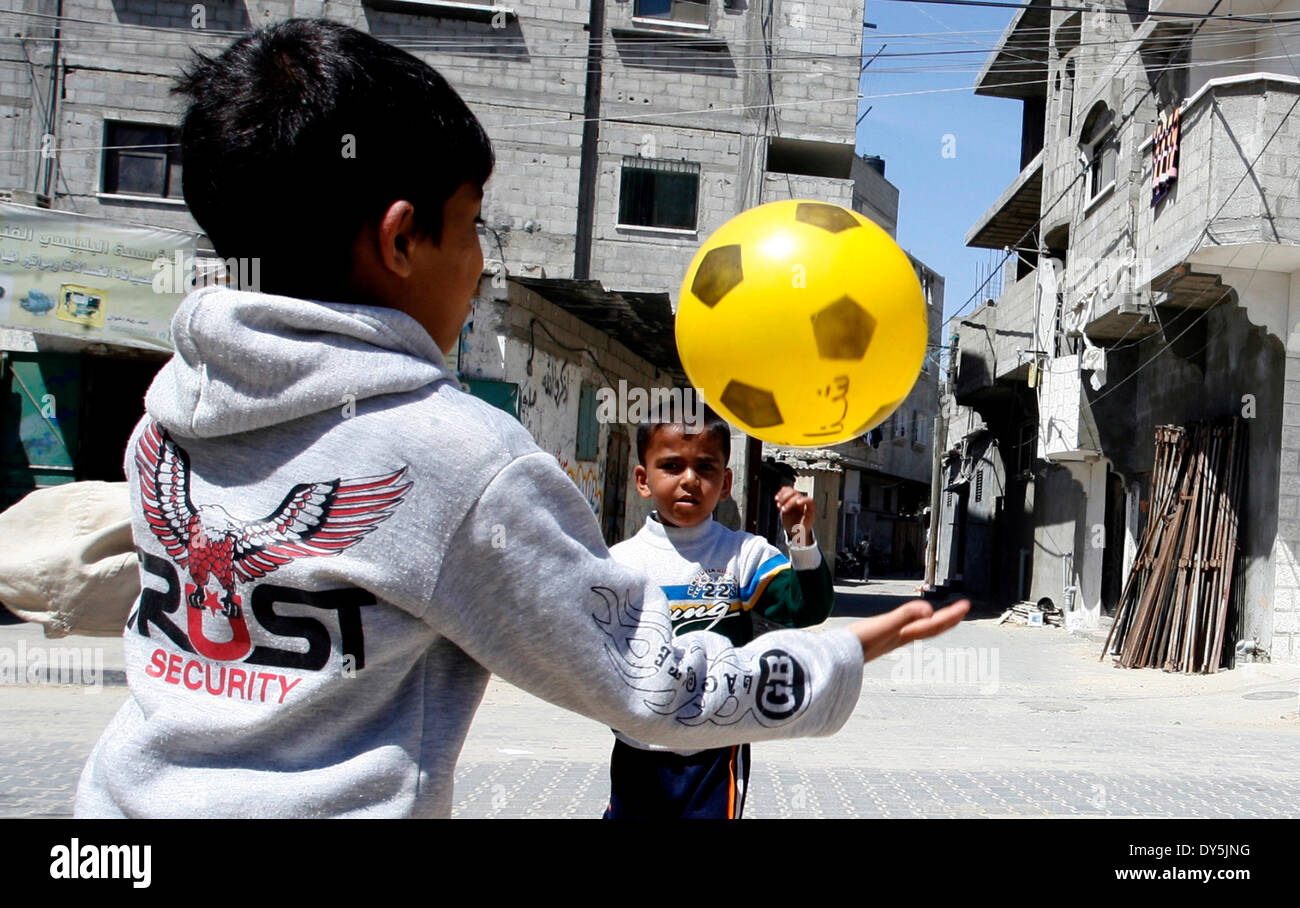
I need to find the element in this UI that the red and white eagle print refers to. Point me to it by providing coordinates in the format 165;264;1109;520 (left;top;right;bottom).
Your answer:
135;419;411;621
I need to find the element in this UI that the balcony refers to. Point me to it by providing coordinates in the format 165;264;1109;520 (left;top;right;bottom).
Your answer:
973;0;1050;101
966;151;1043;251
1138;73;1300;280
951;273;1038;405
1083;291;1161;342
1082;73;1300;339
759;173;854;208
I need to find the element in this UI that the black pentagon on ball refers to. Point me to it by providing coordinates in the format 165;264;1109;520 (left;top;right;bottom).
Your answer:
795;202;861;234
691;244;744;307
721;380;783;428
810;295;876;360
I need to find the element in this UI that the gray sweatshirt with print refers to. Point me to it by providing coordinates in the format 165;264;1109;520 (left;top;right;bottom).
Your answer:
74;285;865;818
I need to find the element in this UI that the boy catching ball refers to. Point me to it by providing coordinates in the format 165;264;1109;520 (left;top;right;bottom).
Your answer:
605;409;836;819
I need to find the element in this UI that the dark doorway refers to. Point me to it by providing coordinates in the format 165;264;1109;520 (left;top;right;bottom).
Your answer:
1101;468;1126;616
79;354;167;482
601;427;630;546
755;457;796;546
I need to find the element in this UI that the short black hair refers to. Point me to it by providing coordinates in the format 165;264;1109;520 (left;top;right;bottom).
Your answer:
636;405;731;466
172;18;494;300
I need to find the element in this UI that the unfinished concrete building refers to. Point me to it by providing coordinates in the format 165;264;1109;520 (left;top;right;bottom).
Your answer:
936;0;1300;663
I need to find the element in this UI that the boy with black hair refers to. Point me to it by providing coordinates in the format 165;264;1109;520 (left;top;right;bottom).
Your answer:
75;19;968;818
605;408;834;818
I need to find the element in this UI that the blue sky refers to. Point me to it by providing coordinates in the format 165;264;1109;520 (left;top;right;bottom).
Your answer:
855;1;1024;324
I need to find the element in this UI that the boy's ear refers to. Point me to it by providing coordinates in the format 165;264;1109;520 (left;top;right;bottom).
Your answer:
374;200;420;278
721;467;733;499
633;464;652;499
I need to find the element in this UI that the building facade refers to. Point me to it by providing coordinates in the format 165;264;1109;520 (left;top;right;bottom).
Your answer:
937;0;1300;662
1;1;882;547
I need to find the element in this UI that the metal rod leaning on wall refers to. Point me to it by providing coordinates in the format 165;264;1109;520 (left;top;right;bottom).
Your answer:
1107;426;1177;656
1206;421;1244;672
1194;423;1226;673
1107;418;1245;673
1125;427;1189;667
1136;438;1194;668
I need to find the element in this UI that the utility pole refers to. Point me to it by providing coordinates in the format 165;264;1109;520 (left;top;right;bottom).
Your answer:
926;338;956;590
573;0;606;281
925;398;945;590
34;0;63;199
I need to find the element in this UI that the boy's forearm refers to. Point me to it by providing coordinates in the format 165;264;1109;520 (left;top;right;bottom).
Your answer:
755;535;836;628
427;452;864;749
793;558;836;625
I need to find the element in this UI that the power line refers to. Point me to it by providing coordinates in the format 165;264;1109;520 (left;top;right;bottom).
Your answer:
0;71;1067;158
941;0;1236;327
874;0;1300;24
3;7;1297;60
5;25;1293;61
1079;17;1300;404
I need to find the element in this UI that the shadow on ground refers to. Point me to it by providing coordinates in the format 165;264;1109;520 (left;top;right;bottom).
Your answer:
832;578;1003;622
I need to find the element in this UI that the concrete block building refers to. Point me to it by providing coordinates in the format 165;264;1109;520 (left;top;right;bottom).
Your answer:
1;0;895;551
936;0;1300;662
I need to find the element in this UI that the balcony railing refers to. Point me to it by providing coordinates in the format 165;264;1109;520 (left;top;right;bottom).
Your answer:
1138;73;1300;278
1082;73;1300;339
951;272;1039;404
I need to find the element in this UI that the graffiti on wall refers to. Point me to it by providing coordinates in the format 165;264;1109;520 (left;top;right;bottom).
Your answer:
516;350;569;439
541;358;569;407
555;451;603;519
518;382;540;436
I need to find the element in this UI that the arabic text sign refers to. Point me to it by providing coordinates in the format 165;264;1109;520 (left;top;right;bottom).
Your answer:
0;203;195;351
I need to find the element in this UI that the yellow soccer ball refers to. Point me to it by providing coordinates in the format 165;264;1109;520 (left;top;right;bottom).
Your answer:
676;199;927;447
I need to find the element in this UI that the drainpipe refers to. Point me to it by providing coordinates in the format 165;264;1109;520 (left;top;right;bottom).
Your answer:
573;0;606;281
37;0;62;199
925;400;944;590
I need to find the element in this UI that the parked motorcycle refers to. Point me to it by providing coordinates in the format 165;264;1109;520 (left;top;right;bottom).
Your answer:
834;549;862;581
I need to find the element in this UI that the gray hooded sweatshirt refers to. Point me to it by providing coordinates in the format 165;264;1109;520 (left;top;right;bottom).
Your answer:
74;285;865;818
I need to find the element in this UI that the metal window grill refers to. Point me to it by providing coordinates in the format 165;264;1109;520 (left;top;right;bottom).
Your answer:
635;0;708;24
618;157;700;230
103;122;182;198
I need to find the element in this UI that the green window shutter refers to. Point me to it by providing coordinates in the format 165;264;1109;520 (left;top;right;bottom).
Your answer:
463;379;519;419
576;385;599;461
2;353;81;506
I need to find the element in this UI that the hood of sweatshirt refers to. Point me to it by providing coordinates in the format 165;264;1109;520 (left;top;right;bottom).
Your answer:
146;285;455;438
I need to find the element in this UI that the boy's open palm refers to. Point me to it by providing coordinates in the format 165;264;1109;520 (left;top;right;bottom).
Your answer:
849;599;971;662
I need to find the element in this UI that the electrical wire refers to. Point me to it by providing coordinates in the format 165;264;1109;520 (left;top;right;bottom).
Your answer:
4;7;1300;64
875;0;1300;25
5;5;1296;398
1080;19;1300;405
920;9;1300;437
1;73;1070;158
942;0;1232;327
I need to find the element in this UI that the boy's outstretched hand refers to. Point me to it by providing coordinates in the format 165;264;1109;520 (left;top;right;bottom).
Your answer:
848;599;971;663
774;486;815;546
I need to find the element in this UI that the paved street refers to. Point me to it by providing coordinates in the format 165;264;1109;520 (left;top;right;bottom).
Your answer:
3;577;1298;818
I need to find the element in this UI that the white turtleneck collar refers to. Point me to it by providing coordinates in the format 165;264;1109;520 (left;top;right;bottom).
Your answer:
639;511;720;549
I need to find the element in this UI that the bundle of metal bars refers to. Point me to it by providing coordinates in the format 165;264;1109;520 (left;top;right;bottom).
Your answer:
1101;418;1246;673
